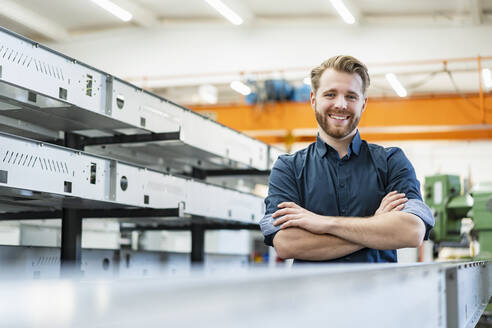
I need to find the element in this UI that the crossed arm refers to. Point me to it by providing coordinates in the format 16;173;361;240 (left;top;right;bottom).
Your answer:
271;192;426;260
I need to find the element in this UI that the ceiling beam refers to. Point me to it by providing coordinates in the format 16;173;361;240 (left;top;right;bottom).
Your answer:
0;0;69;41
111;0;160;27
470;0;483;25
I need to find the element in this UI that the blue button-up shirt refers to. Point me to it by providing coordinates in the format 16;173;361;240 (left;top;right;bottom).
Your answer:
259;131;434;263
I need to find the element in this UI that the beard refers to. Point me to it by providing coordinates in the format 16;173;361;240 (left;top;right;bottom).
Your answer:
314;105;361;139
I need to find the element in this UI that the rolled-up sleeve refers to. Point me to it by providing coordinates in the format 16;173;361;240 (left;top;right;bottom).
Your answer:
259;155;300;246
386;148;435;239
259;214;279;246
402;199;435;240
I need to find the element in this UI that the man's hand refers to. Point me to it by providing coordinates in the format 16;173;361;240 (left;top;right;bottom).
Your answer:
272;202;328;234
375;191;407;215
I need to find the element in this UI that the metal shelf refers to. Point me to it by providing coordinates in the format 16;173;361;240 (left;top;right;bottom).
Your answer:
0;26;276;270
0;26;281;173
0;131;264;223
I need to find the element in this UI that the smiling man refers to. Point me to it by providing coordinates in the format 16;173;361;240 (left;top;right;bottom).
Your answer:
259;55;434;263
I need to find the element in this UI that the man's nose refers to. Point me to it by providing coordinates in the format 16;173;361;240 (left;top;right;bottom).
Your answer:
334;95;347;109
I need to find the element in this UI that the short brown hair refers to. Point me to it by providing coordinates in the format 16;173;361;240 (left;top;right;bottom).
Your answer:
310;55;370;95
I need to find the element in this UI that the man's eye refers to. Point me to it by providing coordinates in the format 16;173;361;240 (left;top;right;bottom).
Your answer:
347;95;357;100
325;93;335;97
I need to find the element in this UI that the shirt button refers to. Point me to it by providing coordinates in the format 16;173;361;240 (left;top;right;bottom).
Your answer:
340;183;345;188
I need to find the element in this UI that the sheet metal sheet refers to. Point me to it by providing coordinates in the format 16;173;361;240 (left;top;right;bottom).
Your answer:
0;261;489;328
0;132;264;223
0;27;270;171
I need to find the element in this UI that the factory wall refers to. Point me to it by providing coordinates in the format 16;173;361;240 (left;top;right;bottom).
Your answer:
48;24;492;83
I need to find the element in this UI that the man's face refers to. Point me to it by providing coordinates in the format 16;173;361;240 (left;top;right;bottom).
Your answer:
310;68;367;139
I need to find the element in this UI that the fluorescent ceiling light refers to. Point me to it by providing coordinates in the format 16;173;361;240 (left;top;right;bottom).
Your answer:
90;0;133;22
329;0;355;24
385;73;407;97
483;68;492;89
204;0;243;25
199;84;218;104
303;77;311;85
230;81;251;95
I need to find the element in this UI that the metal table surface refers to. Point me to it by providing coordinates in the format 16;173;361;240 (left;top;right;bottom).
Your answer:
0;260;490;328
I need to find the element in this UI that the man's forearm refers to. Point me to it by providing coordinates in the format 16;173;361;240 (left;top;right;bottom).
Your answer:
273;228;364;260
326;212;425;250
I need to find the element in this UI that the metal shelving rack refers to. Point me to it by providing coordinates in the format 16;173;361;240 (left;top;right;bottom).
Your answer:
0;26;279;274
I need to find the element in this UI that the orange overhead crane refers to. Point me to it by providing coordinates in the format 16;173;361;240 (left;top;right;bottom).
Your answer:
191;94;492;146
188;56;492;149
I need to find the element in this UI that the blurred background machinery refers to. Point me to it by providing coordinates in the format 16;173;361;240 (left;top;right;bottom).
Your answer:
424;174;492;260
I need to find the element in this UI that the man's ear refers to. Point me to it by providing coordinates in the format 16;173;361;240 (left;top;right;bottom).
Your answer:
362;96;368;112
310;91;316;110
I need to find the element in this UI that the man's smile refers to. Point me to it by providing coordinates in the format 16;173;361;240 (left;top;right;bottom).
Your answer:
328;114;350;121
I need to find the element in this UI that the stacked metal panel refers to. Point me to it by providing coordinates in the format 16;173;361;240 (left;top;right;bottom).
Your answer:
0;27;272;171
0;132;264;222
0;25;276;226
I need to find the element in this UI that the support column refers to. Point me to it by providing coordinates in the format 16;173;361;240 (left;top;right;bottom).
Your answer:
60;208;82;277
191;224;205;264
60;132;85;277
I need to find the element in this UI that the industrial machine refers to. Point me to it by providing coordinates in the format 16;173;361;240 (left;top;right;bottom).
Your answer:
424;174;492;260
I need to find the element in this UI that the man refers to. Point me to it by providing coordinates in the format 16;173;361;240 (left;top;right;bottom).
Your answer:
259;55;434;263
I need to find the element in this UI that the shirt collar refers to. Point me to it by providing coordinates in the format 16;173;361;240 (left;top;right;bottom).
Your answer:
350;130;362;156
315;134;329;158
315;130;362;158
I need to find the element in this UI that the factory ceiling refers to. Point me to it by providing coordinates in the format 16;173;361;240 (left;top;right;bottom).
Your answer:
0;0;492;105
0;0;490;42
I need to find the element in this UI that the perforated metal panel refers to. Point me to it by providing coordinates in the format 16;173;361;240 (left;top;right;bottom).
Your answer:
0;132;107;200
0;132;263;222
0;27;271;171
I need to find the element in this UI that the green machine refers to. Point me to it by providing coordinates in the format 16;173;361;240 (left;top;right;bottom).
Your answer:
424;174;492;259
472;187;492;259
